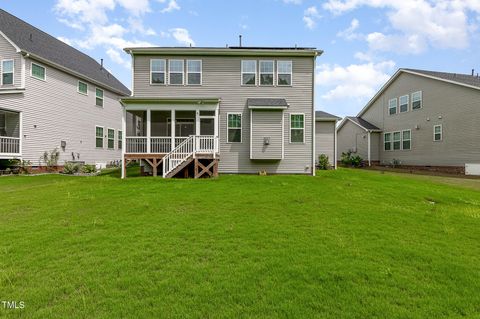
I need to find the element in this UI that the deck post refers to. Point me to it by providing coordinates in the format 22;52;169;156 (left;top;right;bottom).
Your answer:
146;108;151;154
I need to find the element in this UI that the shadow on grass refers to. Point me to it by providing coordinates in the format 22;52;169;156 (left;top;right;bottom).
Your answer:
98;164;143;179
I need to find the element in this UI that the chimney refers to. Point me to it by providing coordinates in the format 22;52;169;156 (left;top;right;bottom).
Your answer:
472;69;475;76
239;35;242;47
100;58;103;70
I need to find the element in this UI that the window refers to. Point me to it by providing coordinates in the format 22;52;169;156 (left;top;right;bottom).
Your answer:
277;61;292;86
151;59;166;84
187;60;201;85
412;91;422;110
107;128;115;149
227;113;242;143
169;60;184;85
31;63;45;81
259;61;274;86
388;98;397;115
78;81;88;95
1;60;14;85
290;114;304;143
399;95;409;113
241;60;256;85
118;130;123;149
96;126;104;148
434;125;442;141
384;133;392;151
402;130;411;150
95;88;104;107
393;131;401;150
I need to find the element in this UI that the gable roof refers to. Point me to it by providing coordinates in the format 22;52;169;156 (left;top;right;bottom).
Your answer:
337;116;381;132
247;98;289;109
357;68;480;117
315;110;340;121
0;9;130;96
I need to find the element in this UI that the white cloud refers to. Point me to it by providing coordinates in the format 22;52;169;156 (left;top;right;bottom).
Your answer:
158;0;180;13
337;18;361;40
106;47;130;68
283;0;302;4
57;36;73;45
303;6;321;29
169;28;195;46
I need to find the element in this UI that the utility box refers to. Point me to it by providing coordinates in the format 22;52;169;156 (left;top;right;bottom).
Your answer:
465;164;480;175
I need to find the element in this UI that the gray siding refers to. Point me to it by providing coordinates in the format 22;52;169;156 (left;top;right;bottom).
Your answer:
0;34;22;88
251;110;283;160
315;121;335;165
133;55;314;174
362;72;480;166
337;120;368;160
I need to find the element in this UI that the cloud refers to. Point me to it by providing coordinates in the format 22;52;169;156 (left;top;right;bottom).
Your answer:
283;0;302;4
169;28;195;46
57;36;73;45
158;0;180;13
303;6;321;29
337;18;360;40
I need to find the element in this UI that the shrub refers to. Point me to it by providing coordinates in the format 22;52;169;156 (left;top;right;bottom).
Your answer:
340;151;364;168
42;148;60;171
391;159;401;168
81;164;97;174
318;154;330;170
63;162;80;174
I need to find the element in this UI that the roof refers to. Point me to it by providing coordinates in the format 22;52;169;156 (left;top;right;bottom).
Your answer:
0;9;130;96
120;97;220;105
337;116;382;132
315;110;340;121
247;98;289;109
357;68;480;117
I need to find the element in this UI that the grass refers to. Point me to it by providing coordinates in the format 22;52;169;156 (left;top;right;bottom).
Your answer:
1;168;479;318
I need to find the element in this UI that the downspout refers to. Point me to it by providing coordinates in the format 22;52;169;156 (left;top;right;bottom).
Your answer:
334;120;338;169
367;131;371;166
311;53;317;176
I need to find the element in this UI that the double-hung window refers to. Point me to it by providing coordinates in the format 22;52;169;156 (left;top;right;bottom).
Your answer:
118;130;123;149
186;60;202;85
277;61;292;86
399;95;409;113
78;81;88;95
259;61;274;86
96;88;104;107
107;129;115;149
96;126;104;148
412;91;422;110
434;125;442;141
384;133;392;151
393;131;401;150
402;130;411;150
1;60;14;85
241;60;256;85
388;98;397;115
31;62;46;81
151;59;166;84
227;113;242;143
169;60;184;85
290;114;304;143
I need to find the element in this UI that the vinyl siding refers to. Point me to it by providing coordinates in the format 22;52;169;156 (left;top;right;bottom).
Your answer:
250;110;283;160
0;34;22;88
133;55;314;174
363;72;480;166
315;121;335;165
336;120;368;160
0;56;124;165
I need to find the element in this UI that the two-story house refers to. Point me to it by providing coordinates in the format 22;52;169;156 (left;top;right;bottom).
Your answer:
337;68;480;173
121;46;322;178
0;9;130;168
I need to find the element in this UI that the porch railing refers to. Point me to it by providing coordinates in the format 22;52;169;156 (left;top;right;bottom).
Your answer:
125;137;147;153
0;137;20;154
150;137;171;153
126;136;212;154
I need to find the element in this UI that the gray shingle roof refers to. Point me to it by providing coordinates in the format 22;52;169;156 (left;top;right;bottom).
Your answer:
315;110;340;121
347;117;381;131
247;98;289;109
404;68;480;89
0;9;130;95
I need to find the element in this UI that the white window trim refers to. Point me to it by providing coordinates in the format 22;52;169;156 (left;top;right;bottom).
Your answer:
150;59;166;86
384;132;392;151
412;91;423;110
392;131;401;150
95;125;104;149
433;124;442;141
30;62;46;81
95;87;104;107
227;112;242;143
289;113;305;144
168;59;184;85
399;95;409;113
259;60;274;86
107;128;115;150
277;60;292;87
117;130;123;149
402;129;411;150
77;80;88;95
1;59;14;86
241;60;257;86
384;130;412;151
186;59;202;85
388;98;398;115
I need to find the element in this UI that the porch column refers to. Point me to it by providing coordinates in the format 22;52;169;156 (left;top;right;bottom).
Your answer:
146;108;151;153
214;105;219;154
121;107;126;179
170;109;175;151
367;131;371;167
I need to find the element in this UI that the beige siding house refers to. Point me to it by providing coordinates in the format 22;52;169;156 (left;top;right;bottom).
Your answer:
337;68;480;172
315;111;340;167
0;9;129;167
121;47;323;178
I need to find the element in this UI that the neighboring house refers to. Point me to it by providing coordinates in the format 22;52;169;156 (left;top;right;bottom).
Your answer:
0;9;130;167
337;68;480;172
315;110;340;168
121;46;322;178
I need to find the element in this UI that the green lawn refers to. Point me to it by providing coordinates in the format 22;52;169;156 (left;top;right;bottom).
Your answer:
1;169;479;318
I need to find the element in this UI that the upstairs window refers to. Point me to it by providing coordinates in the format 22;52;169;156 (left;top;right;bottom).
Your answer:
277;61;292;86
399;95;409;113
169;60;184;85
107;128;115;149
227;113;242;143
78;81;88;95
1;60;14;85
241;60;256;85
96;88;104;107
150;59;166;84
259;61;274;86
290;114;304;143
402;130;411;150
393;131;401;150
412;91;422;110
187;60;202;85
384;133;392;151
434;125;442;141
388;98;397;115
31;62;46;81
95;126;104;148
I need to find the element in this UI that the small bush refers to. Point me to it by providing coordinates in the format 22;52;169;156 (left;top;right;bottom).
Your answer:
318;154;330;170
42;148;60;171
340;151;364;168
81;164;97;174
63;162;80;174
391;159;401;168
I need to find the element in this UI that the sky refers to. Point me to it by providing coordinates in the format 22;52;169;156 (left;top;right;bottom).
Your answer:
1;0;480;117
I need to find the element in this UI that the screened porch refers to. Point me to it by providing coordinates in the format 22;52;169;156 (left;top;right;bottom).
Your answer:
0;110;21;156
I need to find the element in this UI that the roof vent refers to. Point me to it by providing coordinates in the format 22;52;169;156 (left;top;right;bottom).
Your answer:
239;34;242;47
100;58;103;70
472;69;475;76
29;33;32;41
